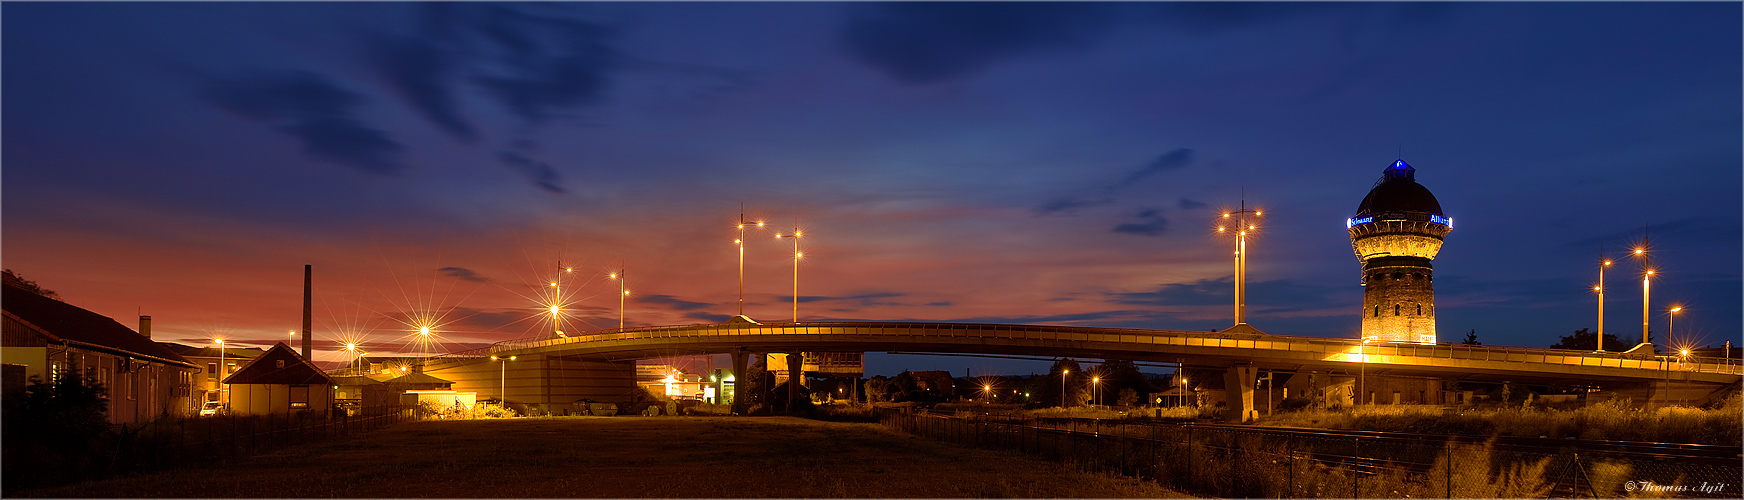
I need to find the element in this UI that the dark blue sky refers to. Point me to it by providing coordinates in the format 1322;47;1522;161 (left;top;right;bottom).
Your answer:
4;2;1739;376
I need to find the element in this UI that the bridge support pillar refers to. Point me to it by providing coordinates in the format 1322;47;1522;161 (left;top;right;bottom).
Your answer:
1224;364;1259;422
787;351;803;412
730;349;751;415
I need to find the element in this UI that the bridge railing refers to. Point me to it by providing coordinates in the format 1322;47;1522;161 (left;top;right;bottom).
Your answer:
468;322;1743;376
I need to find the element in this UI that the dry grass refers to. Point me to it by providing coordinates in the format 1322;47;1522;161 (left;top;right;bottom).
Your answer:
27;417;1192;498
1257;395;1743;445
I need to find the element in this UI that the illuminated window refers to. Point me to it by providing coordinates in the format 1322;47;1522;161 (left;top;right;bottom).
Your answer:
290;385;309;409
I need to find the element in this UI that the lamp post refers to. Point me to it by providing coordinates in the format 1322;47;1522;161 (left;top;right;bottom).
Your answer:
1630;244;1654;346
1667;306;1683;346
609;271;628;331
1359;336;1373;405
982;384;992;402
491;355;517;408
1091;376;1101;407
344;342;359;374
1060;368;1069;408
1179;373;1188;408
1216;202;1264;326
549;264;573;338
735;209;766;317
774;225;803;323
1596;256;1611;351
214;338;226;408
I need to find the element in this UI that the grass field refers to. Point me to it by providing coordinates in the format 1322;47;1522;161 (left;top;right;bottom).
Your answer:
25;416;1192;498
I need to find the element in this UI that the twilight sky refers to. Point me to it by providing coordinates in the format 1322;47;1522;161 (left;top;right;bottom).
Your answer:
4;2;1739;376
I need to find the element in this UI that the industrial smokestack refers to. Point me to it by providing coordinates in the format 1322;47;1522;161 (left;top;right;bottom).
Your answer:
302;264;312;360
138;315;151;339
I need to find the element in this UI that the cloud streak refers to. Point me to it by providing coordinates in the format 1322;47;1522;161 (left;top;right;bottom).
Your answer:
203;71;402;173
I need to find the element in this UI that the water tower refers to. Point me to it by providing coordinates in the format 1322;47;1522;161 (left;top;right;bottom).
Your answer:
1348;160;1452;343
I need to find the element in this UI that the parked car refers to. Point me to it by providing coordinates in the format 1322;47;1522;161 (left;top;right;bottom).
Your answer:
199;401;226;416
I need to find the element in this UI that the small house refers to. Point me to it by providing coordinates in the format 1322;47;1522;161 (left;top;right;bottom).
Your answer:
222;343;334;415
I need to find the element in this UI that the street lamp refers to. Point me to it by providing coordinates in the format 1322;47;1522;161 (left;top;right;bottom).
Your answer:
609;271;628;331
344;342;360;374
1091;376;1101;407
214;338;226;409
1178;373;1188;408
490;355;517;408
1359;336;1374;405
1060;368;1069;408
1667;306;1684;347
1216;201;1264;326
774;225;804;323
982;384;993;402
1596;256;1612;351
735;209;766;317
1631;241;1653;346
549;263;574;338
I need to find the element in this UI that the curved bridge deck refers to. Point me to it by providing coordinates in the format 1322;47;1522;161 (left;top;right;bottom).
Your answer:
431;321;1741;386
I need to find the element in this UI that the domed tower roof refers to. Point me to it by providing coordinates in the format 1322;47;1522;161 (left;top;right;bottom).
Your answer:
1355;160;1442;217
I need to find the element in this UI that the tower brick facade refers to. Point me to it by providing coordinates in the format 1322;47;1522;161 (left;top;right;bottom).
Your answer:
1349;160;1451;343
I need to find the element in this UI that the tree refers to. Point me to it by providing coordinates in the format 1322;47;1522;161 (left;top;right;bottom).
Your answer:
1462;330;1481;346
2;268;58;299
2;367;109;490
864;375;891;403
1038;359;1083;407
1549;328;1633;351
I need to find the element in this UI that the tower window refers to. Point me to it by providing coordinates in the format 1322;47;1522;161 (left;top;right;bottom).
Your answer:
1412;273;1422;280
1394;304;1400;316
1373;305;1380;317
1392;272;1403;280
1416;304;1422;315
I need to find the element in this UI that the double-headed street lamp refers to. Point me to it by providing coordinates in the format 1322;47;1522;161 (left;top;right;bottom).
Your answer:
550;263;574;338
735;211;766;317
774;225;804;323
1216;202;1264;326
1631;244;1654;346
490;355;517;408
609;271;629;331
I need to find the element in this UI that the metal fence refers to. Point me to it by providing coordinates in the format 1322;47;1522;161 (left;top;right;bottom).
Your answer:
3;405;413;494
881;411;1742;498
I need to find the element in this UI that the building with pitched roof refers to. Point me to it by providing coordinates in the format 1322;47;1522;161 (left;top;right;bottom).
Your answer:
222;342;334;415
1;279;199;422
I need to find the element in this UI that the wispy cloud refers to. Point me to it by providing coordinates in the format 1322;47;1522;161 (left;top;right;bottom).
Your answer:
202;70;402;173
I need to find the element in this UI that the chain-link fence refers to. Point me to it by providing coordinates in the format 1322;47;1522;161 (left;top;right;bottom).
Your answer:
3;405;413;494
881;411;1740;498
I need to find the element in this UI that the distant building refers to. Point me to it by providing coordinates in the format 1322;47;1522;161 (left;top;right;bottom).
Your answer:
222;343;334;415
1;279;199;422
159;343;264;409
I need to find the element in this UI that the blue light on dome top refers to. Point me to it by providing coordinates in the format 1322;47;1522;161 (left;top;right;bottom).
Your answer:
1382;159;1416;180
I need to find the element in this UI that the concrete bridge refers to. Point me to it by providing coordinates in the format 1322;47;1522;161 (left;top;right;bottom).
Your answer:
422;319;1741;420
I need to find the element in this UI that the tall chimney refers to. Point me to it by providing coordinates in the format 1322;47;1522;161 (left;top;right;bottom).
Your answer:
302;264;312;360
139;315;152;339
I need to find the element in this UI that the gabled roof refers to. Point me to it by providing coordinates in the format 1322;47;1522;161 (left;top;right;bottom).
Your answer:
2;282;194;368
159;343;265;359
224;343;333;386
